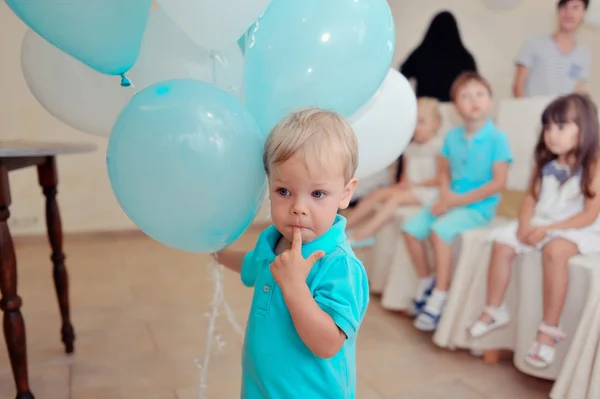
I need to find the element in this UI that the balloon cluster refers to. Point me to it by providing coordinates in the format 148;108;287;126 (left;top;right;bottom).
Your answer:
7;0;417;253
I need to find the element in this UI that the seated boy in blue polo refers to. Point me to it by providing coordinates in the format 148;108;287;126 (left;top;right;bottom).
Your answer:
215;108;369;399
404;72;513;332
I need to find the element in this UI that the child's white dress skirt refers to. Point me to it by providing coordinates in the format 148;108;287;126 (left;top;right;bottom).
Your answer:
489;220;600;255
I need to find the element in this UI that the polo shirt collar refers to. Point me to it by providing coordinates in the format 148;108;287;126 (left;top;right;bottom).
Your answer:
460;119;495;143
254;215;347;261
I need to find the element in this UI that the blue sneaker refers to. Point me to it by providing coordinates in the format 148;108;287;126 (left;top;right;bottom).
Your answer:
408;278;436;317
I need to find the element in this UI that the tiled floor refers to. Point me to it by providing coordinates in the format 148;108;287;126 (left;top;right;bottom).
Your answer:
0;226;553;398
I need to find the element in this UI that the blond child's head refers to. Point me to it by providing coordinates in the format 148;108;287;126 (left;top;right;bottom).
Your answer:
450;71;493;123
413;97;441;143
263;108;358;243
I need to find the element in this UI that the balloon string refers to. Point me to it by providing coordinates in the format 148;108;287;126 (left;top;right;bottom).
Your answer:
210;50;242;99
222;297;244;337
196;257;244;399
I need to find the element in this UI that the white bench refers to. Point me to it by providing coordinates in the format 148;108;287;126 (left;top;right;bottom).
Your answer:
369;97;600;385
431;97;600;387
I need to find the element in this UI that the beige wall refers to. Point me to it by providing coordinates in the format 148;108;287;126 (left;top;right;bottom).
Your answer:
390;0;599;102
1;0;599;236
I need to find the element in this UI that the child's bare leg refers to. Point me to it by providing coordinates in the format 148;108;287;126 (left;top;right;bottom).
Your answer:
431;232;453;291
404;232;435;311
351;189;420;240
537;239;578;347
345;187;393;229
404;233;430;278
479;242;517;323
414;231;452;330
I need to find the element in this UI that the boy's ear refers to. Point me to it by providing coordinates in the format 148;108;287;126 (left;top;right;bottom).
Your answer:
339;178;358;210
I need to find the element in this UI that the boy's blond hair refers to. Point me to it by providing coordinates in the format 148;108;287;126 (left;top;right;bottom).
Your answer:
263;108;358;182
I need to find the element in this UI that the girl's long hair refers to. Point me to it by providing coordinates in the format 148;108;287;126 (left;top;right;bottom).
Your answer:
529;93;600;199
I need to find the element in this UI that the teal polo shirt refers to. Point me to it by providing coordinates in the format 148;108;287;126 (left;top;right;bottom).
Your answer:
240;215;369;399
441;120;513;220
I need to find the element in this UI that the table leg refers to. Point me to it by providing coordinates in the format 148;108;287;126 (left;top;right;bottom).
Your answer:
37;157;75;354
0;164;34;399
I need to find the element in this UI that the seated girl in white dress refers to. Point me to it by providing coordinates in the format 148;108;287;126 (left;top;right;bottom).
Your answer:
468;93;600;369
345;97;442;243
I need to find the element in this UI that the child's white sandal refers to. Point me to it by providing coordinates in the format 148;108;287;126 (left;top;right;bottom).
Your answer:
525;323;567;369
468;305;510;338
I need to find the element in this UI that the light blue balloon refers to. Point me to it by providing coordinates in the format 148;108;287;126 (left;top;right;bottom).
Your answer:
6;0;151;80
107;79;266;253
244;0;395;134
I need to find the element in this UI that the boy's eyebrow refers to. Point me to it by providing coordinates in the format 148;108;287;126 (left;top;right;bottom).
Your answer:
272;177;332;187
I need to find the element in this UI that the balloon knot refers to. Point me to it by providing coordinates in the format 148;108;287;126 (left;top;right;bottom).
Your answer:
120;73;132;87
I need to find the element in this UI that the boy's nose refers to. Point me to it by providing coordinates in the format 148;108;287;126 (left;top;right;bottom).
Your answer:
291;201;308;216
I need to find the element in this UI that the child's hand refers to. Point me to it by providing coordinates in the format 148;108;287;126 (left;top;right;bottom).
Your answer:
430;199;449;216
431;192;459;216
444;191;461;208
525;226;548;246
270;227;325;292
516;223;534;244
396;180;411;190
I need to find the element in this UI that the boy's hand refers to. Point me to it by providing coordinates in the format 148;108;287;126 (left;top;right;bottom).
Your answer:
270;227;325;292
443;190;461;207
431;191;460;216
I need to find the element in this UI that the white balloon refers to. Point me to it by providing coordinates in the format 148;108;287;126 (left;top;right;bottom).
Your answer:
20;30;132;136
587;1;600;28
128;9;244;98
482;0;522;8
158;0;271;50
20;8;244;137
350;69;417;180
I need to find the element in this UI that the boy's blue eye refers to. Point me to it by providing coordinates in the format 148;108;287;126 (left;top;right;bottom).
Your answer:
312;190;325;199
277;188;290;196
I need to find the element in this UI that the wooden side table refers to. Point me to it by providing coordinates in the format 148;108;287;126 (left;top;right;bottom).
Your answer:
0;141;96;399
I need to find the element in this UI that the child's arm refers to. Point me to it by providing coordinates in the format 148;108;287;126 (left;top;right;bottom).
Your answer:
283;256;368;359
272;229;368;358
437;155;451;194
518;166;539;231
414;176;439;188
518;193;536;228
546;163;600;230
283;285;346;358
214;250;247;274
451;162;510;207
